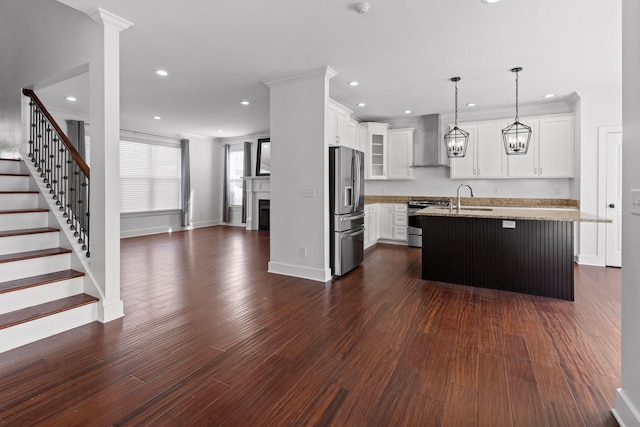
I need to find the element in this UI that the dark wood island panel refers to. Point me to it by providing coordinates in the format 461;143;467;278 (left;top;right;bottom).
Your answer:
421;216;574;300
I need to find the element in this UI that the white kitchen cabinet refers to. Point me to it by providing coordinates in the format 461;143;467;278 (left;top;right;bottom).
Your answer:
357;122;368;154
387;128;415;180
450;121;508;179
377;203;407;242
327;99;354;149
362;122;390;180
508;114;574;178
392;204;408;241
378;204;394;240
364;203;379;249
538;115;574;177
450;114;574;179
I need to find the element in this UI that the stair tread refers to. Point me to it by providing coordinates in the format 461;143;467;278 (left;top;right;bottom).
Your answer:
0;269;84;294
0;227;59;238
0;173;29;177
0;294;97;330
0;159;21;162
0;208;48;215
0;247;71;264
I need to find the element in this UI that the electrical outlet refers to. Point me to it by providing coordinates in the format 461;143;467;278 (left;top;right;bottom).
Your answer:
492;187;498;194
299;246;307;257
555;187;560;195
380;187;385;194
300;187;315;198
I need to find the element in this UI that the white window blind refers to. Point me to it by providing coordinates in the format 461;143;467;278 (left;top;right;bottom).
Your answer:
120;140;181;213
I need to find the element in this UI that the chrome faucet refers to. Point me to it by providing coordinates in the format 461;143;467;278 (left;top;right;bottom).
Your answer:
456;184;474;213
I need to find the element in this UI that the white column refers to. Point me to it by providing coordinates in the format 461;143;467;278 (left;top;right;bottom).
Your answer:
615;1;640;425
88;8;132;322
264;67;336;282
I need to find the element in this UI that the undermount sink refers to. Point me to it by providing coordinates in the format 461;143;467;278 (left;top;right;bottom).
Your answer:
459;207;493;212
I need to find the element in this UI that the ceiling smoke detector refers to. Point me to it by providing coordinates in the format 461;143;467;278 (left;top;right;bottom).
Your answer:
354;2;370;14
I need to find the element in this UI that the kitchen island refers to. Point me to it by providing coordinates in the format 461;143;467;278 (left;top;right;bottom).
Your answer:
417;207;610;300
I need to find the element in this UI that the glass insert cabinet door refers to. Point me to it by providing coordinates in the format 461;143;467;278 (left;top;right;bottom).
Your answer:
370;134;384;177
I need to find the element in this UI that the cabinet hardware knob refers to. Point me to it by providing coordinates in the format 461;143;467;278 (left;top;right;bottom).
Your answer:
609;204;615;208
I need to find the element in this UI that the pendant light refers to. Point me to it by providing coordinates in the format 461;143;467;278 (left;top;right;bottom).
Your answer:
502;67;532;155
444;77;469;158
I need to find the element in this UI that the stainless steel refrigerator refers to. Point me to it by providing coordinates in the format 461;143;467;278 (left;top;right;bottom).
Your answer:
329;146;365;276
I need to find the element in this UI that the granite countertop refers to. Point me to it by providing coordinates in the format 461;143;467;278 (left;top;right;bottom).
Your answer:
364;195;579;209
416;206;611;223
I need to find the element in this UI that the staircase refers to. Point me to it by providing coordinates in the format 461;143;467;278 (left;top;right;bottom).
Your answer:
0;158;98;353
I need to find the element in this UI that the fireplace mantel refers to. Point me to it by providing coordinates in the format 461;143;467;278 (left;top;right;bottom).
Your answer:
244;176;270;230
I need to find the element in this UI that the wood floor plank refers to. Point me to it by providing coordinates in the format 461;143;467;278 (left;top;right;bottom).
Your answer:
402;394;444;427
0;227;621;426
441;383;478;427
478;353;512;427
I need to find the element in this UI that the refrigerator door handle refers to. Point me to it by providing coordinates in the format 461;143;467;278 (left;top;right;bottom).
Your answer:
355;154;360;211
340;212;365;222
342;225;365;238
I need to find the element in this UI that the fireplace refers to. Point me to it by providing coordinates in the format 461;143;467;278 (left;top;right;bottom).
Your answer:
258;199;270;231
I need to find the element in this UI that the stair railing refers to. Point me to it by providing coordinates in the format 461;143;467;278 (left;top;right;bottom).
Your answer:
22;88;90;257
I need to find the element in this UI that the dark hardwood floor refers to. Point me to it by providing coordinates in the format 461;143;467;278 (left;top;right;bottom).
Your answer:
0;226;621;426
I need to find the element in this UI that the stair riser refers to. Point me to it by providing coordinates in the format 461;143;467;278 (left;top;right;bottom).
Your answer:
0;212;48;231
0;302;97;353
0;253;71;282
0;233;59;255
0;277;84;315
0;162;21;175
0;193;38;210
0;176;29;191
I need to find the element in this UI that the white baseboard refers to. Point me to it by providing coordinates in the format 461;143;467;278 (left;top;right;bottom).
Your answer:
576;254;605;266
192;220;220;228
268;261;331;283
98;299;125;323
376;239;409;246
614;388;640;427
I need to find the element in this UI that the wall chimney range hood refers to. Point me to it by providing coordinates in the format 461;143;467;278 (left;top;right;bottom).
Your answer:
411;114;450;168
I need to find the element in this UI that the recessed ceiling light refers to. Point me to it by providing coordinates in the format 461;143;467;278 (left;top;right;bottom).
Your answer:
467;103;476;107
544;93;555;98
404;110;412;114
65;96;77;102
481;0;501;3
240;101;250;106
153;116;161;120
348;81;359;86
155;69;169;77
218;130;224;133
357;103;366;107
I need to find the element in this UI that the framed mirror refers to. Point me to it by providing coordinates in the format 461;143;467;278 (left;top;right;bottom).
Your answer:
256;138;271;176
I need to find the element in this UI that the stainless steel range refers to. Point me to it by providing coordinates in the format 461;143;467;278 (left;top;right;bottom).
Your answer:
407;200;450;247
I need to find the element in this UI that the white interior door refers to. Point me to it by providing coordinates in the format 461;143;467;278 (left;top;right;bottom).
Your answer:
606;131;623;267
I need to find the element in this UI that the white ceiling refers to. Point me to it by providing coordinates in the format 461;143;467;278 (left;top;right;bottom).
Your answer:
39;0;621;139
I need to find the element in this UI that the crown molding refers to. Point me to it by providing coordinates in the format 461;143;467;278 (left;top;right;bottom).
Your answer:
88;7;133;31
263;66;337;88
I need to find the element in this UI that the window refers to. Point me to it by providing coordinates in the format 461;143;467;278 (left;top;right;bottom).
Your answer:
120;140;181;213
228;146;244;206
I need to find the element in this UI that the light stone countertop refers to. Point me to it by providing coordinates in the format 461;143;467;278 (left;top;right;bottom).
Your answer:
416;206;611;223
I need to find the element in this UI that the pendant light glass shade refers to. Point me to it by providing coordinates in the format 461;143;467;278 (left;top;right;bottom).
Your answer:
444;77;469;158
502;67;532;155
